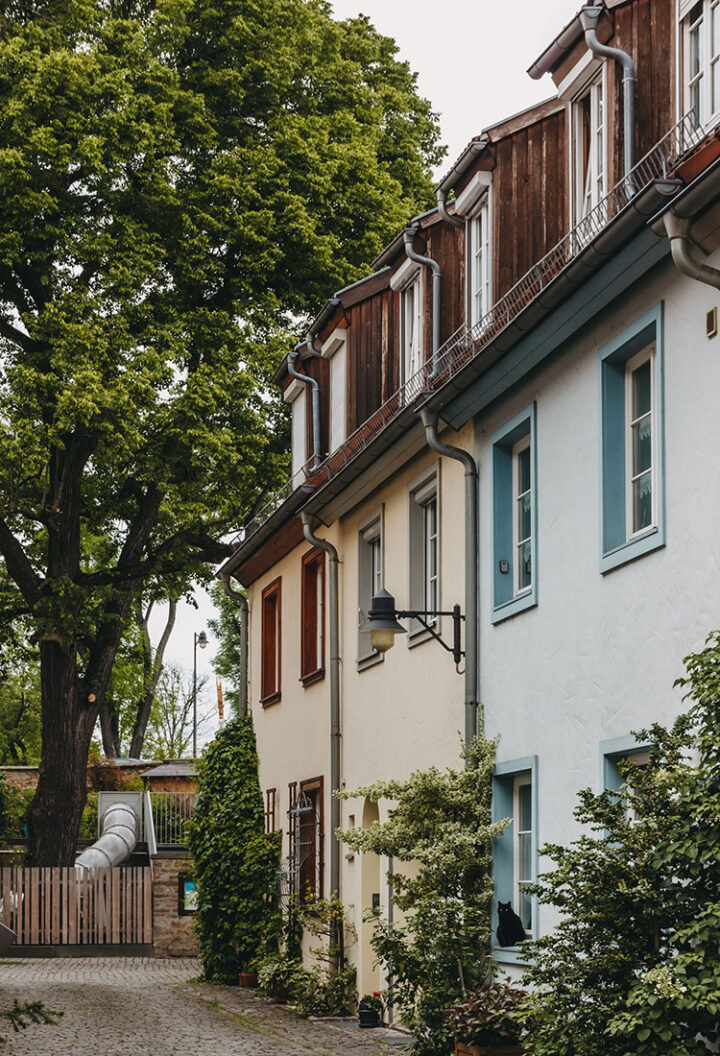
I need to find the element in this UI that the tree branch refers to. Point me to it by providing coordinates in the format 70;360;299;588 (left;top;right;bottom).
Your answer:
0;517;40;607
0;318;38;354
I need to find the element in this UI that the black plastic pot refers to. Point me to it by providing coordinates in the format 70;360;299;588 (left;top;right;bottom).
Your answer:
358;1008;381;1028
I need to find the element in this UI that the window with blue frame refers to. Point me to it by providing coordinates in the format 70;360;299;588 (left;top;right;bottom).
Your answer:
492;757;538;961
601;735;651;792
491;404;537;623
599;303;665;573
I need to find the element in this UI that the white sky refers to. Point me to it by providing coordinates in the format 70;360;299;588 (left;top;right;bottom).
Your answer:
150;0;581;750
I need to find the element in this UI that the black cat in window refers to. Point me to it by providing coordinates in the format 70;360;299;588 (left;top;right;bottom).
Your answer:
496;901;526;947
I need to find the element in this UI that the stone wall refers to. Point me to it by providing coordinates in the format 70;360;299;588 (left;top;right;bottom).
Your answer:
152;854;199;958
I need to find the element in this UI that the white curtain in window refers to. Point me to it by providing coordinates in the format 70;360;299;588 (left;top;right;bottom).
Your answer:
291;393;306;485
329;343;347;453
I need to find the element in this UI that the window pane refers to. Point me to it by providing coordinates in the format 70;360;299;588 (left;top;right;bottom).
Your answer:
633;471;652;531
714;3;720;57
690;22;702;78
519;492;532;541
519;886;532;932
519;445;531;493
518;832;532;882
632;415;652;474
518;783;532;832
632;360;651;417
518;540;532;589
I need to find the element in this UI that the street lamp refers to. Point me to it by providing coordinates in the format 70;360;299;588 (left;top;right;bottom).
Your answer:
361;588;464;667
193;630;208;758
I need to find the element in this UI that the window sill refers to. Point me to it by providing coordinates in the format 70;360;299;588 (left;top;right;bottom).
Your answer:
357;650;384;672
300;668;325;688
261;691;281;708
492;943;532;966
407;625;438;649
600;525;664;574
491;588;537;625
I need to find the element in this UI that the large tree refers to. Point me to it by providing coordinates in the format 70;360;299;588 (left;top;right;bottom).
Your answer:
0;0;443;863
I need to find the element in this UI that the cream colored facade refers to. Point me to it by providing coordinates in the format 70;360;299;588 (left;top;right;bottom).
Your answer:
248;428;472;995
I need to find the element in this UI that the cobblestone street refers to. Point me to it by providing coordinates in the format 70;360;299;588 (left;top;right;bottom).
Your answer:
0;958;408;1055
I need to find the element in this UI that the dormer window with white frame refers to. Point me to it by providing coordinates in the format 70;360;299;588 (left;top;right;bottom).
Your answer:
572;70;606;223
453;170;493;330
285;378;307;487
680;0;720;130
321;328;347;454
391;258;424;384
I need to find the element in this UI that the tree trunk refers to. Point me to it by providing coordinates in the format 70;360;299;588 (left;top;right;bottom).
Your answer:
29;641;98;866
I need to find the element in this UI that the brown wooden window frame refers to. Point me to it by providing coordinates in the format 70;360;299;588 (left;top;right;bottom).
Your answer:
301;548;326;686
298;776;324;903
264;788;277;833
261;577;282;706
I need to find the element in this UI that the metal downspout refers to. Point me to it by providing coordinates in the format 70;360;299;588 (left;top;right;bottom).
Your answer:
663;213;720;290
419;408;479;747
580;5;636;184
288;343;322;469
403;226;442;379
300;514;342;908
219;571;249;718
436;187;464;230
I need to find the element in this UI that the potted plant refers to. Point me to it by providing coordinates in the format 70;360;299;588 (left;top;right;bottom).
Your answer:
256;953;302;1003
358;992;384;1028
446;979;530;1055
238;969;259;989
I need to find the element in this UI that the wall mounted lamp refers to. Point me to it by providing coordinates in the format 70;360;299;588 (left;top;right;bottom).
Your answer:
361;588;464;668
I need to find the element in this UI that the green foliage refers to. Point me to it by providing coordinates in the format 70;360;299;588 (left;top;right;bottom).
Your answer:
0;638;41;765
0;999;62;1045
290;961;357;1018
143;663;210;759
522;631;720;1056
186;716;281;983
0;774;33;841
446;979;529;1048
339;736;505;1055
256;951;302;999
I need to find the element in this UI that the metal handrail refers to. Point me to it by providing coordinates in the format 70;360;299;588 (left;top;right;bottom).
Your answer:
234;111;713;544
148;791;196;847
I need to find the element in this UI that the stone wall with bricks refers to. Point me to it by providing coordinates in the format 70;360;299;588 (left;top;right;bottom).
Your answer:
152;853;199;958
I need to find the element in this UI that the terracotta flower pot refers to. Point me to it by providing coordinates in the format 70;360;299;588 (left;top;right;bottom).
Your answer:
238;971;258;988
455;1043;523;1056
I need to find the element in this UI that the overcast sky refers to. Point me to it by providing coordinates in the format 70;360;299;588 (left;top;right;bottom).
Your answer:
151;0;582;748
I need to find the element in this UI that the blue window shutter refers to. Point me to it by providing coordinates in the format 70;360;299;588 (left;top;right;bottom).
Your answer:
601;360;626;553
491;775;514;924
493;445;514;607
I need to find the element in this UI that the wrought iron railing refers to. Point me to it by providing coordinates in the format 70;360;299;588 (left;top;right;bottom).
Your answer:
148;792;196;847
235;111;714;543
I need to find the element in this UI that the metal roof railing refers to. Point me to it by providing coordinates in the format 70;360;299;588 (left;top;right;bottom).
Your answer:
234;111;713;548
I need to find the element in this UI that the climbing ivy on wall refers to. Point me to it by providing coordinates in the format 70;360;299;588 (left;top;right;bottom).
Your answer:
187;716;281;983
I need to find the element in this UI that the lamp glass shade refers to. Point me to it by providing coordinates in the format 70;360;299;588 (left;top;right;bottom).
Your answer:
197;631;208;649
370;627;400;654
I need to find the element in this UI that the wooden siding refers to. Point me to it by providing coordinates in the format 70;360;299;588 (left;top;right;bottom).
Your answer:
493;109;567;301
346;289;392;434
0;866;152;946
426;222;466;344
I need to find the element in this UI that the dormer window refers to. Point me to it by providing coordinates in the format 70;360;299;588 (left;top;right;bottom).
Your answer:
285;379;307;487
390;259;424;383
321;328;347;454
572;71;605;222
680;0;720;129
452;170;493;330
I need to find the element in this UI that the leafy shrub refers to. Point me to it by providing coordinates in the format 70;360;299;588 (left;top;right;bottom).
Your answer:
256;952;301;1000
186;716;281;983
290;961;357;1018
446;979;529;1047
0;776;33;840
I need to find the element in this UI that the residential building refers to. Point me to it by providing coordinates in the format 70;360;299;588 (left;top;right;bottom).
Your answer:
220;0;720;993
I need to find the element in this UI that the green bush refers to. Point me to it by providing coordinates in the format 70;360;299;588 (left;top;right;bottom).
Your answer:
0;776;33;841
186;716;281;983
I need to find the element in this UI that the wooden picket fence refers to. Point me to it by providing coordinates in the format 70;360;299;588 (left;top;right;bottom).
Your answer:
0;867;152;946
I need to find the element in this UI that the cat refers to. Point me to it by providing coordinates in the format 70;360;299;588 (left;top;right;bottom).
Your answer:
496;901;527;947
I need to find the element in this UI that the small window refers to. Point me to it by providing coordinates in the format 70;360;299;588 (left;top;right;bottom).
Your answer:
681;0;720;129
285;381;307;488
400;274;423;383
358;515;383;667
491;405;537;623
469;195;492;329
301;549;325;684
261;578;281;705
600;304;665;573
408;473;439;641
290;778;323;902
328;338;347;454
264;788;277;833
492;757;538;959
572;71;605;224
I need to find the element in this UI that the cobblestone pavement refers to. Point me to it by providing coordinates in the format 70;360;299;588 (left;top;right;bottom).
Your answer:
0;957;409;1055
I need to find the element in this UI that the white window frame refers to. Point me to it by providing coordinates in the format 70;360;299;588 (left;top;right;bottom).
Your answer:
513;773;533;938
285;378;307;488
680;0;720;129
624;343;657;541
572;68;606;224
423;494;439;619
408;469;440;644
512;435;532;598
469;194;492;330
400;273;424;384
358;512;384;668
321;328;347;455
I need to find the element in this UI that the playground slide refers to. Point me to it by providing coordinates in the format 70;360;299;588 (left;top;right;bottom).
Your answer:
75;802;138;869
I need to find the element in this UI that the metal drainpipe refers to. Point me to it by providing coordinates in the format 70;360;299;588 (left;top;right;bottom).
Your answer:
663;213;720;290
580;5;636;185
436;186;464;230
403;226;442;380
419;408;479;747
300;513;342;915
219;571;249;718
288;342;321;469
